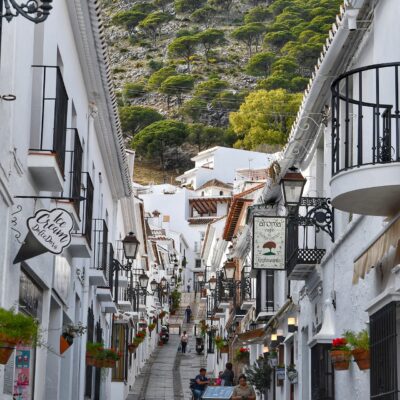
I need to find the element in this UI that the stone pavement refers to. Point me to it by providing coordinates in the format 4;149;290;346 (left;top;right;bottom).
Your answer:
127;293;207;400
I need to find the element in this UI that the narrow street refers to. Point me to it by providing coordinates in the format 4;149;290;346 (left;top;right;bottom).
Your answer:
127;294;207;400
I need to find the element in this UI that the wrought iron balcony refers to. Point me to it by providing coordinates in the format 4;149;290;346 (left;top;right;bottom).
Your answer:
28;66;68;191
331;63;400;216
286;198;331;281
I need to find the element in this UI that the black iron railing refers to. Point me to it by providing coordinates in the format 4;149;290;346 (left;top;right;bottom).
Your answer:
331;63;400;176
93;219;109;284
370;302;399;399
70;129;83;215
286;198;331;278
84;174;94;247
31;66;69;176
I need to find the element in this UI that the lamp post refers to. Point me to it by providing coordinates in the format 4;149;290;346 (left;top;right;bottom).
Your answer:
279;166;307;214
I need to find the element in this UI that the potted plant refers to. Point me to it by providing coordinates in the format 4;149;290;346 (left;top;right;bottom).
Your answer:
330;338;351;370
214;336;229;352
276;364;286;380
60;322;86;355
86;342;120;368
199;320;208;337
86;342;103;367
148;323;156;332
286;364;298;383
246;357;272;395
234;347;250;363
344;329;370;370
0;307;39;365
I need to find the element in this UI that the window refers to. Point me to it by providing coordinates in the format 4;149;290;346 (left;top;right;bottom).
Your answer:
370;302;400;399
265;270;274;312
311;344;334;400
195;259;202;268
219;191;223;196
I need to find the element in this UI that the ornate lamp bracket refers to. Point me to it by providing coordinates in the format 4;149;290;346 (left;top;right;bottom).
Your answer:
1;0;53;23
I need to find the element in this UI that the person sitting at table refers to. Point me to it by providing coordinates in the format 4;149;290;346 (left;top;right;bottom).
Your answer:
193;368;210;399
231;374;256;400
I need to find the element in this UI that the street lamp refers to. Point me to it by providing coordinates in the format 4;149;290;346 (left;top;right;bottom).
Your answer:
197;272;204;283
171;275;176;285
138;273;149;290
1;0;53;23
208;277;217;291
223;261;236;280
279;166;307;213
150;279;159;292
122;232;140;262
288;317;298;333
160;277;167;288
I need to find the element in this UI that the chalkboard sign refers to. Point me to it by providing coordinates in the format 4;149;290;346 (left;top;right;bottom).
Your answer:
202;386;234;399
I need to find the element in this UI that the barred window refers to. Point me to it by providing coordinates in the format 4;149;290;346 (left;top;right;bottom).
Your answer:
311;344;334;400
370;302;400;399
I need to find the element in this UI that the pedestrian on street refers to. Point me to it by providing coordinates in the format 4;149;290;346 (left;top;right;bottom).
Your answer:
187;284;191;292
193;368;210;399
231;374;256;400
185;305;192;323
221;362;234;386
180;330;189;353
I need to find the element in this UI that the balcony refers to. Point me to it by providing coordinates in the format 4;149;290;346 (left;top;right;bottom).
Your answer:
28;66;68;192
330;63;400;216
286;198;330;280
67;174;93;258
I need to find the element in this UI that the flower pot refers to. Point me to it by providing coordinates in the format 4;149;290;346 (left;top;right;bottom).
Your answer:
86;355;101;367
352;348;370;370
128;344;138;354
60;335;73;355
0;336;18;365
330;350;351;370
220;345;229;354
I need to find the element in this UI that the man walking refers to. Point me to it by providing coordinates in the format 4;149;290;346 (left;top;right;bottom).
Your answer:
185;305;192;323
181;330;189;353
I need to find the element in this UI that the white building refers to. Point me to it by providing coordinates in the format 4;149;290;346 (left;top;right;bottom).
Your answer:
0;2;160;399
176;146;274;190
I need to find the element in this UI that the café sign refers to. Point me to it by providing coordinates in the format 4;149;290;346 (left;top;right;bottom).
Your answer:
13;208;73;264
252;216;286;270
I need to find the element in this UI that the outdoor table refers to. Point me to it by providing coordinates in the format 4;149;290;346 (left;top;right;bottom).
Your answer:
201;386;234;399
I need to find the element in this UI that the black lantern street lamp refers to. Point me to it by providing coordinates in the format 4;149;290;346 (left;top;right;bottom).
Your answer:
122;232;140;262
138;272;149;290
1;0;53;23
160;277;167;288
279;166;307;213
171;275;176;285
223;261;236;280
208;277;217;291
197;272;204;283
150;279;158;292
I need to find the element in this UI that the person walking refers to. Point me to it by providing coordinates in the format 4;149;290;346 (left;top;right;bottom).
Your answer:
185;305;192;323
187;284;191;293
192;368;210;400
180;330;189;353
221;362;234;386
231;374;256;400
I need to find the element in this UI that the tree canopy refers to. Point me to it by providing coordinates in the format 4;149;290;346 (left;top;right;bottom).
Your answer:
190;6;216;28
175;0;206;13
168;35;199;71
119;106;164;137
159;74;195;105
131;120;188;167
138;12;172;45
229;89;302;149
231;23;266;56
246;52;275;77
147;66;177;90
195;29;225;63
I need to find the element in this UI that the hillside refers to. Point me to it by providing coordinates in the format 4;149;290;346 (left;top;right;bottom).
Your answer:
100;0;341;184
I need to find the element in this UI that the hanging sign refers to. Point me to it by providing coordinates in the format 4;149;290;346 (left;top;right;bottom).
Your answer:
13;208;73;264
252;216;286;270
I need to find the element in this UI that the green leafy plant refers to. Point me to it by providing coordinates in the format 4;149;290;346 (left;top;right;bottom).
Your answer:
343;329;369;351
170;289;182;311
246;357;272;394
0;307;40;346
234;347;250;362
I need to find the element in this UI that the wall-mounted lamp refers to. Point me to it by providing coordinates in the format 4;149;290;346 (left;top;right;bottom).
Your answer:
288;317;298;333
271;333;278;347
277;329;285;343
263;345;270;355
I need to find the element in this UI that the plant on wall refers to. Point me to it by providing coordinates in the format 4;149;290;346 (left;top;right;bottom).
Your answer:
344;329;370;370
330;337;351;370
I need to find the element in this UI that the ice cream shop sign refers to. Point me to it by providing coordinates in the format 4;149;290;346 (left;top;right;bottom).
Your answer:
13;208;73;264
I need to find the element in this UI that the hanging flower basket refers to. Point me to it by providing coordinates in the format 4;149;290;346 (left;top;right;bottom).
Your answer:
148;323;156;332
128;343;138;354
352;348;370;370
86;342;120;368
0;336;18;365
330;349;351;370
220;345;229;353
60;333;74;355
234;347;250;363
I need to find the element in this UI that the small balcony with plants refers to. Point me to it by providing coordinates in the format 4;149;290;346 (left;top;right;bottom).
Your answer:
330;62;400;216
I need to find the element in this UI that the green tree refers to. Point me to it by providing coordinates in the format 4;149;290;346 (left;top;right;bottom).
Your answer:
159;74;195;106
147;66;177;90
211;90;245;113
138;12;172;46
168;36;199;72
194;78;229;101
131;120;188;168
231;23;266;56
190;6;216;28
229;89;302;149
246;52;275;77
209;0;234;15
246;357;272;397
175;0;206;13
264;30;294;49
119;106;164;137
195;29;225;64
188;123;228;151
122;81;147;101
180;98;208;122
111;10;147;31
244;6;271;23
153;0;172;12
